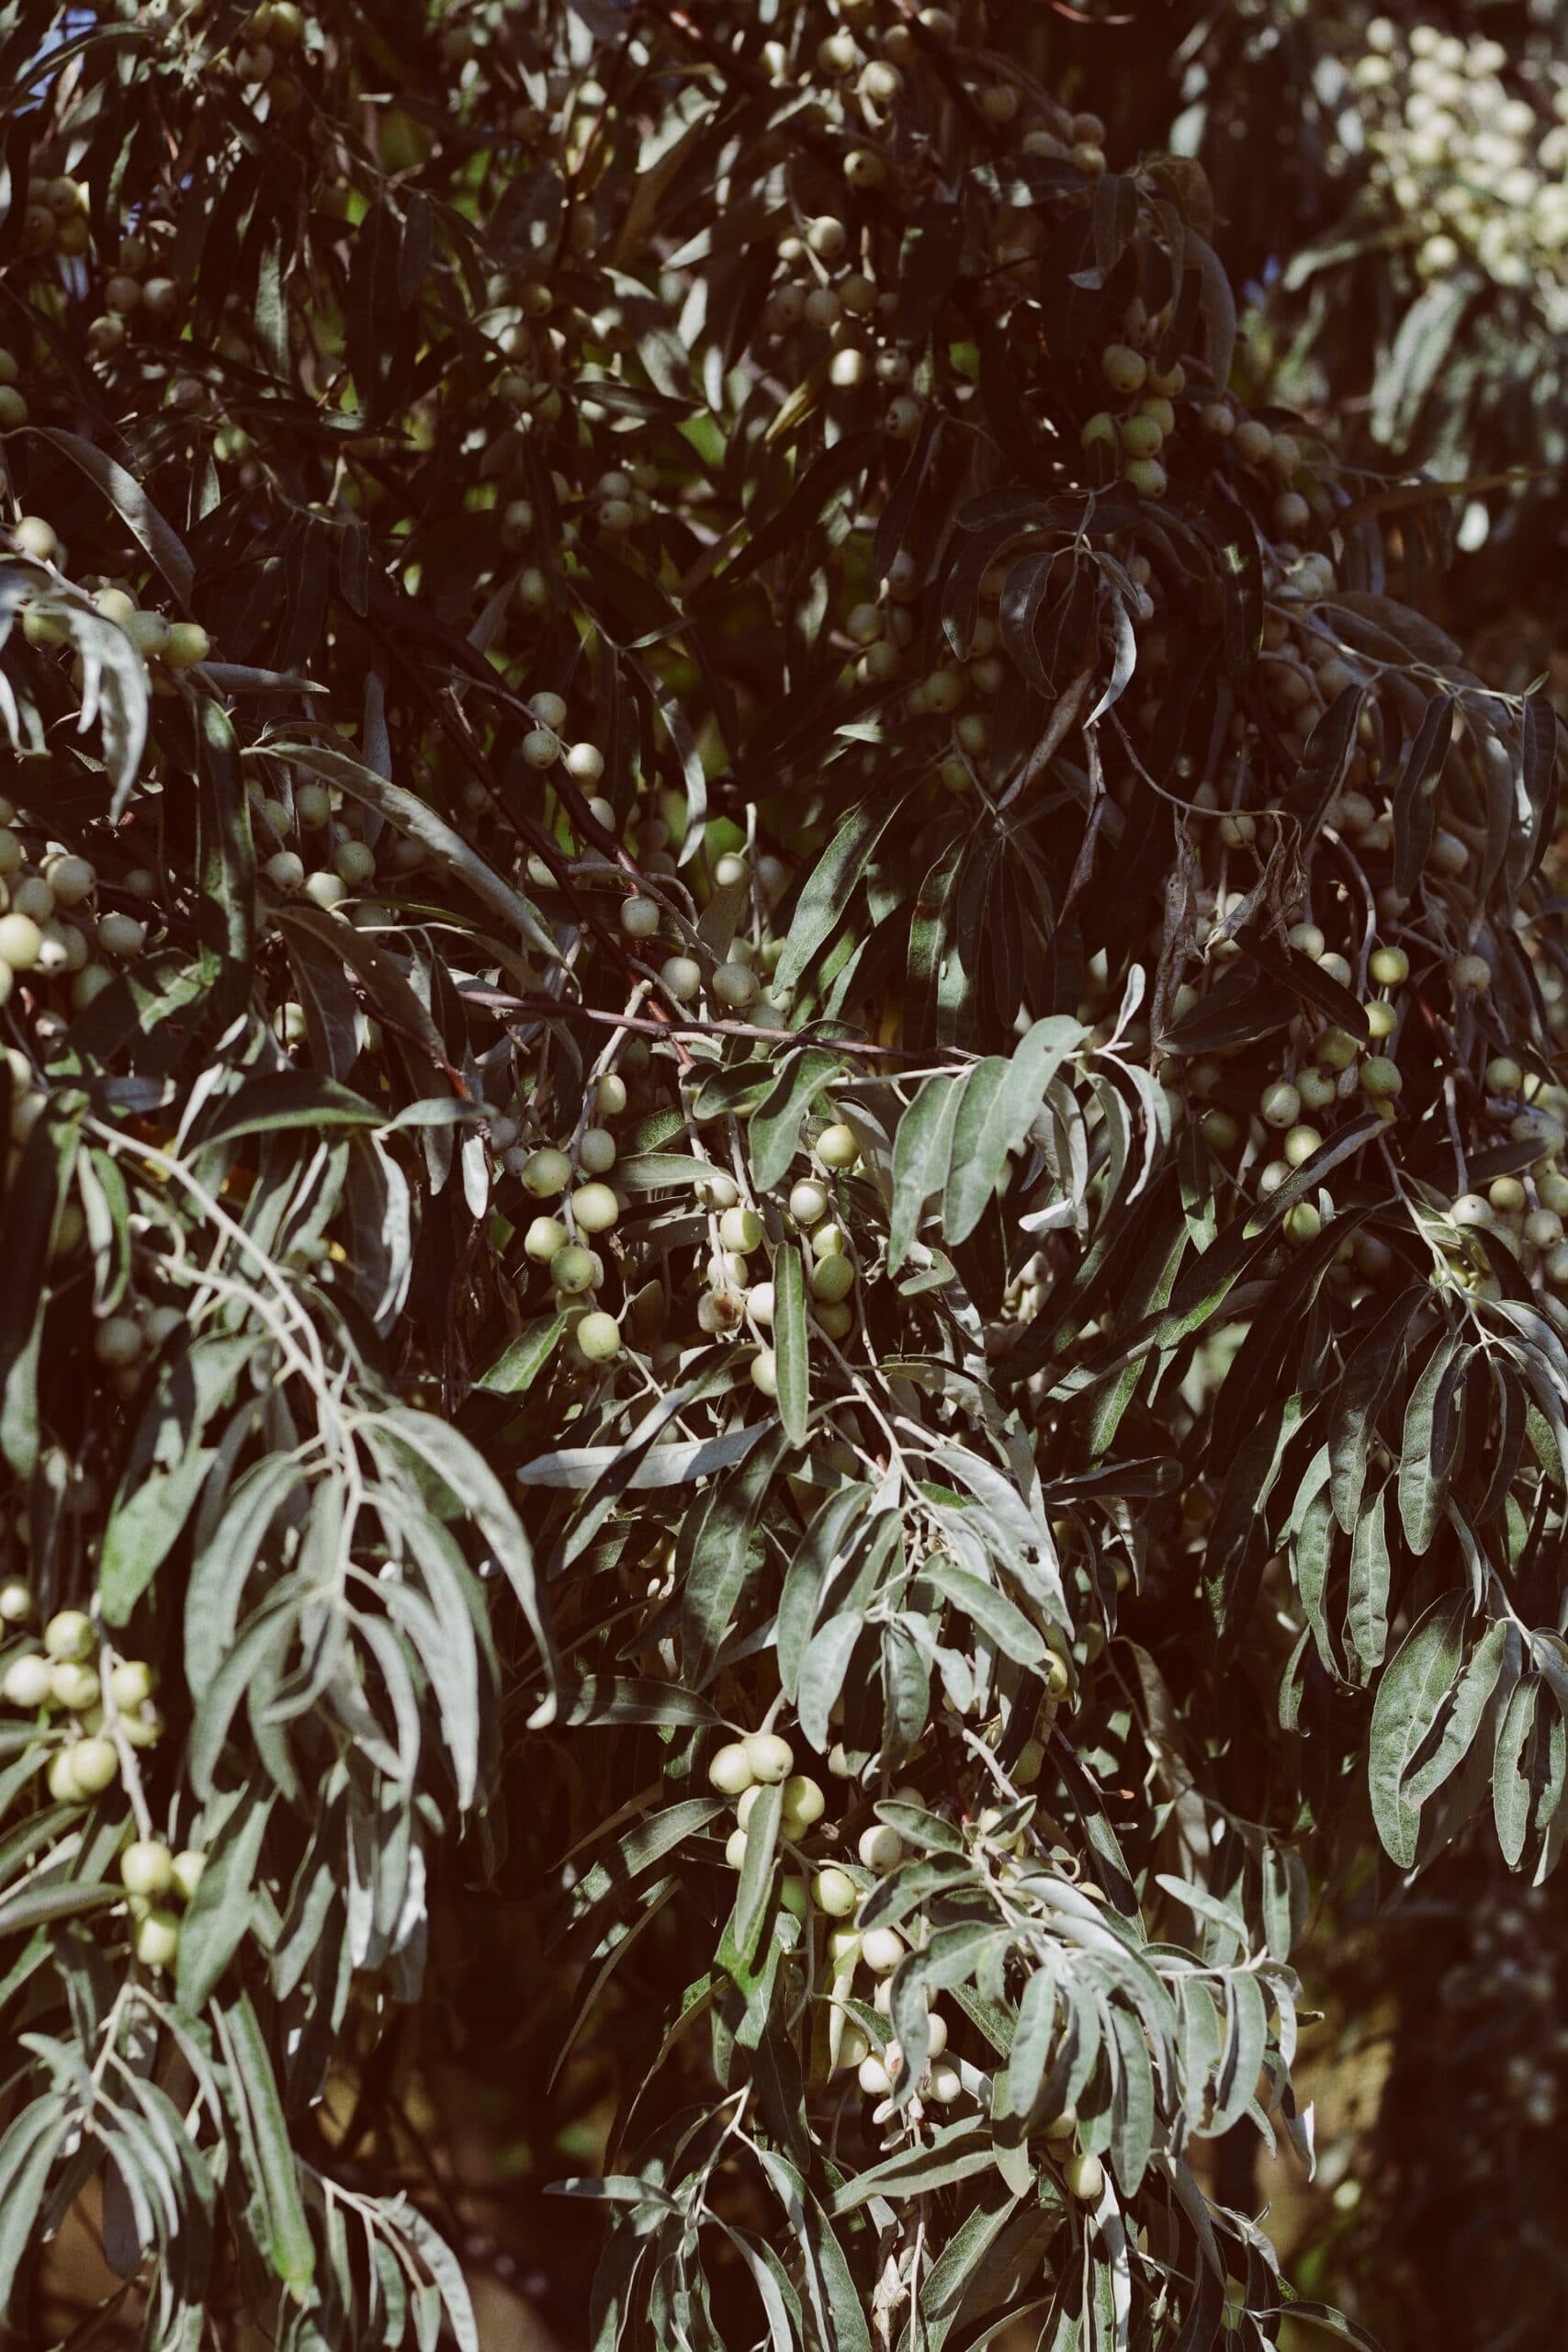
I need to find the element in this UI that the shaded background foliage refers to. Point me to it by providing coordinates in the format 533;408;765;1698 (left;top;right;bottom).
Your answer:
0;3;1564;2350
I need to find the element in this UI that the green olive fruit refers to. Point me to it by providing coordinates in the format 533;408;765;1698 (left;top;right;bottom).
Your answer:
810;1254;856;1305
1369;944;1409;988
1361;1056;1403;1099
1283;1125;1322;1169
549;1243;598;1295
1260;1081;1302;1129
813;1865;858;1917
51;1660;101;1712
1283;1202;1322;1245
1063;2151;1104;2203
1316;1026;1360;1072
2;1654;53;1708
1119;413;1164;459
524;1216;568;1263
43;1610;94;1661
660;955;703;1001
570;1183;620;1235
1100;343;1147;394
749;1348;779;1396
1365;1000;1397;1041
47;1748;85;1803
859;1824;904;1872
107;1659;155;1709
1486;1056;1524;1094
170;1849;208;1903
861;1926;905;1973
780;1773;825;1831
1453;955;1492;991
744;1731;795;1783
709;1741;755;1796
1043;1646;1072;1699
133;1906;181;1969
718;1204;763;1254
67;1736;119;1795
816;1122;860;1170
0;1579;31;1625
520;1148;570;1198
119;1839;175;1898
574;1311;622;1364
857;2052;892;2097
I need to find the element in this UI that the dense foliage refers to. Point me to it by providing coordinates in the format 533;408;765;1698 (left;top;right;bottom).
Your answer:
0;3;1565;2348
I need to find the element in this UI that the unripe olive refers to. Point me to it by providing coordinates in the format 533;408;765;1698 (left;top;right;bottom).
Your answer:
1453;955;1492;992
108;1659;156;1709
0;1578;32;1624
576;1317;625;1374
120;1839;175;1898
1063;2151;1104;2203
859;1824;904;1872
816;1122;860;1170
1485;1056;1523;1094
1369;945;1409;988
660;955;703;1002
745;1731;795;1783
570;1182;620;1234
719;1204;763;1255
1361;1056;1403;1099
133;1906;181;1969
1123;458;1168;499
1284;1202;1322;1245
750;1349;779;1396
1043;1646;1072;1699
725;1826;749;1869
521;1148;571;1198
549;1244;598;1295
1119;414;1164;460
48;1749;85;1804
814;1866;858;1917
1200;1109;1239;1153
1316;1027;1360;1072
861;1926;905;1973
68;1736;119;1794
1284;1125;1322;1169
51;1659;99;1713
2;1654;53;1708
857;2052;892;2098
790;1179;829;1225
0;913;42;970
44;1609;93;1662
579;1127;617;1177
1100;343;1147;395
1081;412;1118;454
1260;1081;1301;1129
781;1773;825;1830
709;1741;755;1795
810;1254;857;1306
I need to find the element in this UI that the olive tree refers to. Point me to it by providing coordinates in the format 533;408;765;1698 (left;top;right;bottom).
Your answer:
0;4;1564;2349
